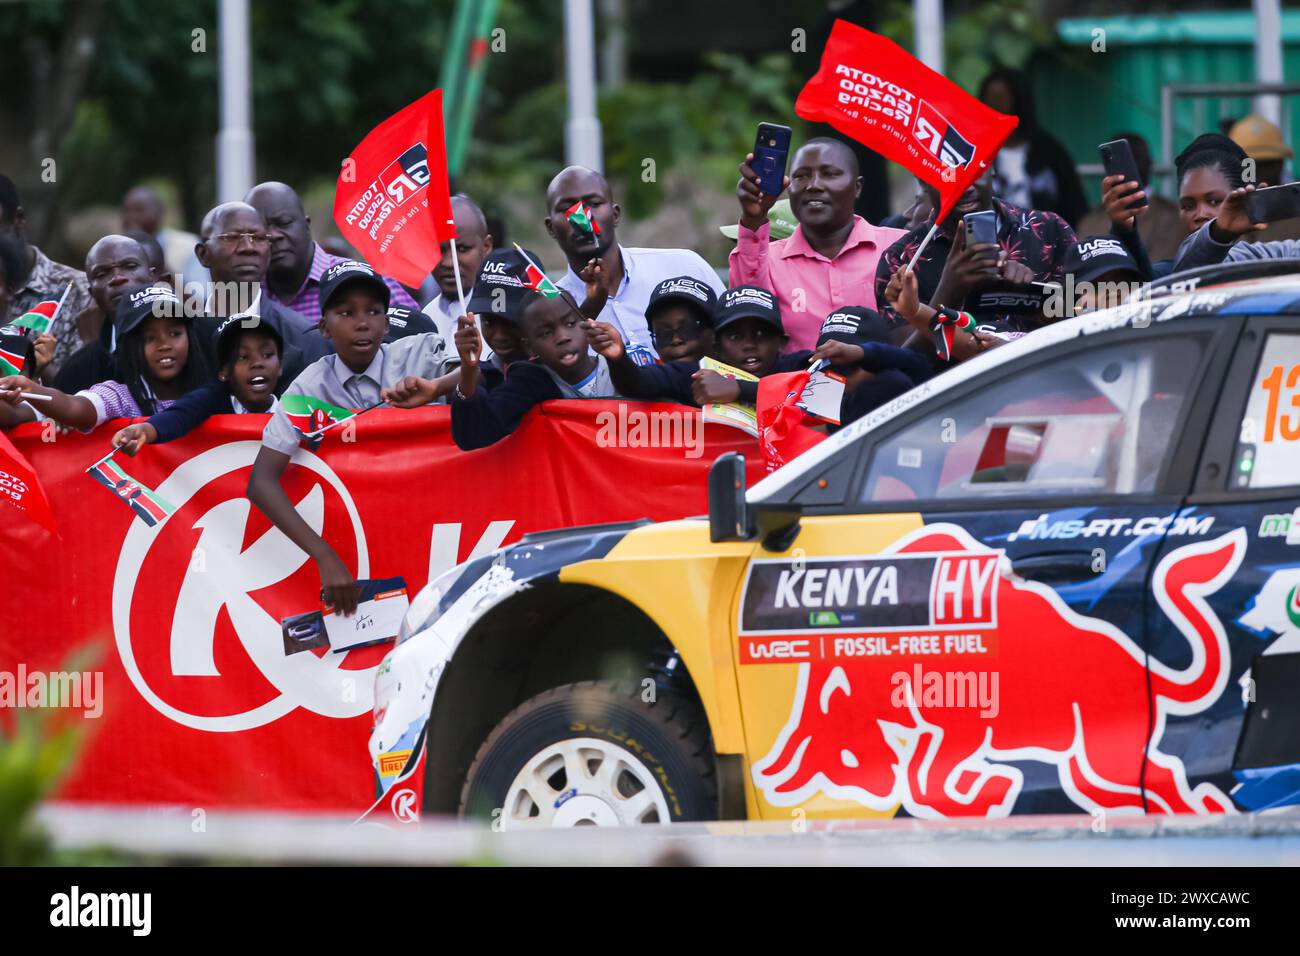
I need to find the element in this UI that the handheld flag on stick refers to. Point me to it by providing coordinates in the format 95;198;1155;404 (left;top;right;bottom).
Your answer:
86;453;175;527
333;89;456;288
564;200;601;238
306;402;385;439
512;243;562;299
13;282;71;335
796;20;1017;262
0;431;56;532
281;394;357;437
930;307;978;362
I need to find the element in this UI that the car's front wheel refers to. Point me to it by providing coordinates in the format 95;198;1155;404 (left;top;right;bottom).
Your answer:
460;681;717;828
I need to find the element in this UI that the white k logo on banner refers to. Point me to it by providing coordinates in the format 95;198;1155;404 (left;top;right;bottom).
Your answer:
112;441;374;731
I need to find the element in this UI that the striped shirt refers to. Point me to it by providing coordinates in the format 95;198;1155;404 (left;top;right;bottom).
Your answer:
266;243;418;324
75;379;178;430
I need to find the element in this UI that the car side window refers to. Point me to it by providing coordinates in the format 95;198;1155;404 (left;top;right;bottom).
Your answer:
1232;332;1300;490
861;335;1207;503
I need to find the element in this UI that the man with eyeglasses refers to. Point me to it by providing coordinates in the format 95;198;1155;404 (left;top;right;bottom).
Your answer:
193;201;329;393
246;181;418;325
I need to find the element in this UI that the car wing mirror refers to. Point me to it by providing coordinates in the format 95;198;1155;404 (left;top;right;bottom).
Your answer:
708;452;754;542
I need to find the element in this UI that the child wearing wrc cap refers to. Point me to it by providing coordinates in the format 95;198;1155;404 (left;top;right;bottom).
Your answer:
247;259;459;618
0;283;208;431
645;275;716;364
110;310;285;454
590;285;930;422
384;251;617;449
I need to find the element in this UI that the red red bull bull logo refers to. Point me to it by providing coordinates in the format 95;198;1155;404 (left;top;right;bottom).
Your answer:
748;523;1245;818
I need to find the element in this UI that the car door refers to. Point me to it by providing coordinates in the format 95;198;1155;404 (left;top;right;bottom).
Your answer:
1140;316;1300;814
734;318;1237;821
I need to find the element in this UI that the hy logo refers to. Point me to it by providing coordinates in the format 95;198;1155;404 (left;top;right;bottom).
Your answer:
112;441;374;731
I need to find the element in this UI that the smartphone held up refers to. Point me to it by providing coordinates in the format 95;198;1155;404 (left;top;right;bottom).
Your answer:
752;122;792;196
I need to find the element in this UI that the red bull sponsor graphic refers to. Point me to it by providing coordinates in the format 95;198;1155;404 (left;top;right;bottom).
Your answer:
750;523;1245;818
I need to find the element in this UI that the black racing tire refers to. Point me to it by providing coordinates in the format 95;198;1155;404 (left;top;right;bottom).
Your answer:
460;680;717;827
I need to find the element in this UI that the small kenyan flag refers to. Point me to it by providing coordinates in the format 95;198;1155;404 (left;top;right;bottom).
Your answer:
0;342;24;376
563;200;601;238
14;300;59;335
281;394;355;436
513;243;560;299
87;455;175;527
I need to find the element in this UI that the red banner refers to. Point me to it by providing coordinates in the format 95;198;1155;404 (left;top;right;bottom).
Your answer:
796;19;1017;221
1;403;764;812
333;89;455;287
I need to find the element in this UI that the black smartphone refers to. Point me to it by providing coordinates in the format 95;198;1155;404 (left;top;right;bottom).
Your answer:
964;209;999;259
1098;139;1149;209
752;123;793;197
1246;183;1300;224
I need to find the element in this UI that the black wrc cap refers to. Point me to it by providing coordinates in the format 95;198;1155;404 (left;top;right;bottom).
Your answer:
712;284;782;333
318;259;391;313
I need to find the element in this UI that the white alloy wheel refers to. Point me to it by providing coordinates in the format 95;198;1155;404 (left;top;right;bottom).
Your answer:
501;736;672;828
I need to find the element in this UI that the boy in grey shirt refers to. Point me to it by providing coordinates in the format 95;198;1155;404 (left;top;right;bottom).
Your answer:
248;259;457;614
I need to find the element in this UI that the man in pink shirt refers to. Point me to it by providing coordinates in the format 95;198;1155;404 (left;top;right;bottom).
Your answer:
729;137;906;352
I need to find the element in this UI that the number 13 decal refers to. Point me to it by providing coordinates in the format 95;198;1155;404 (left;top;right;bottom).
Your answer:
1259;364;1300;442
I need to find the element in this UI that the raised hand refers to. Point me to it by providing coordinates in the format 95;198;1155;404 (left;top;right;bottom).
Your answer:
578;257;609;319
454;313;482;369
1101;174;1147;231
1210;185;1269;243
585;319;625;362
737;151;788;232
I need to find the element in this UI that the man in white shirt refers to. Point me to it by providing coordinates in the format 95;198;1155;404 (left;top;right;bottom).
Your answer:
546;166;723;362
421;193;494;361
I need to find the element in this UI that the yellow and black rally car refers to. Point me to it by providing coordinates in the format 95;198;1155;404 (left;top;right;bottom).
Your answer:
371;263;1300;827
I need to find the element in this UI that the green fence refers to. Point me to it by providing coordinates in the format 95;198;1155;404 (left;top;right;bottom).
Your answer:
1033;12;1300;197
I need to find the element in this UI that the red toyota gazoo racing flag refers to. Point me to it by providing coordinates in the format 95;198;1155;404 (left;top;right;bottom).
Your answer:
86;454;175;527
0;431;55;532
756;370;826;474
796;19;1018;222
334;89;456;288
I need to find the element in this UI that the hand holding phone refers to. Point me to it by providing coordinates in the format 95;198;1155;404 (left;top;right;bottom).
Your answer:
737;123;791;231
1246;183;1300;224
751;123;792;196
963;209;1000;259
1099;139;1149;211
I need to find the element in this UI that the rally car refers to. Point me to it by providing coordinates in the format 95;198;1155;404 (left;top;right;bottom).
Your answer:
370;260;1300;826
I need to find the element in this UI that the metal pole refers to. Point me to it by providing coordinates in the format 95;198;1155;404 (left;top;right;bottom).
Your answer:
600;0;626;89
563;0;603;171
1254;0;1284;125
914;0;944;74
216;0;255;202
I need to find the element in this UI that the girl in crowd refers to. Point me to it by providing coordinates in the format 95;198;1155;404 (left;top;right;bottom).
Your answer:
0;283;207;430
